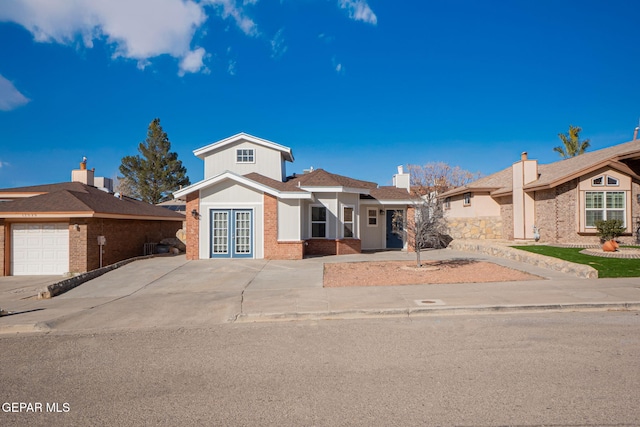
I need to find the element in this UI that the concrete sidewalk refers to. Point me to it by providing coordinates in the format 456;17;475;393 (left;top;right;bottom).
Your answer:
1;250;640;334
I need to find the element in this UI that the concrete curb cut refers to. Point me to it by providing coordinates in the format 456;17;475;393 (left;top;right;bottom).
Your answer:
0;322;52;334
37;255;158;299
235;302;640;323
448;240;599;278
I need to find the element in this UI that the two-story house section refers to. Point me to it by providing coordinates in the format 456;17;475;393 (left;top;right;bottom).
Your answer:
174;133;415;260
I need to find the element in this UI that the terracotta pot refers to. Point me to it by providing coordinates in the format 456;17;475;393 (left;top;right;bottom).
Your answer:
602;240;618;252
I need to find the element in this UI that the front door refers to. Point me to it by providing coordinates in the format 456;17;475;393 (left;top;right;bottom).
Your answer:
386;209;404;249
211;209;253;258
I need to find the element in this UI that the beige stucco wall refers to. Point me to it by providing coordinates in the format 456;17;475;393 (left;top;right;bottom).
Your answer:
277;199;301;241
445;192;501;218
203;139;286;181
359;203;384;249
199;180;264;259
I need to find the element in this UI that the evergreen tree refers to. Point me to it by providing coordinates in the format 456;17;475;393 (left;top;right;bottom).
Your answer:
553;125;590;159
119;118;190;204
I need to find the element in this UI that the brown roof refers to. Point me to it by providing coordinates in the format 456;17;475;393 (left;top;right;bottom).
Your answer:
0;182;184;220
369;186;413;201
440;138;640;198
284;169;378;190
243;172;306;192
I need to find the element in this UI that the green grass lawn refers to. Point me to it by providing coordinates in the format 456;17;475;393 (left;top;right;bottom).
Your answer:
512;246;640;278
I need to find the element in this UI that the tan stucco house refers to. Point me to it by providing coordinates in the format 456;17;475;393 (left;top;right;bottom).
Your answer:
0;163;184;276
173;133;415;260
439;130;640;244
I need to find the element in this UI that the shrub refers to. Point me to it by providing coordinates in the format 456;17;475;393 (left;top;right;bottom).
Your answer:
594;219;626;242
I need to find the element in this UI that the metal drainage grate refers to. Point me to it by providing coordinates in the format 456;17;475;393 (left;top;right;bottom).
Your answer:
414;299;445;306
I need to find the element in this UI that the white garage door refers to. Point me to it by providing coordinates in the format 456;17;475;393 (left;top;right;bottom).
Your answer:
11;223;69;275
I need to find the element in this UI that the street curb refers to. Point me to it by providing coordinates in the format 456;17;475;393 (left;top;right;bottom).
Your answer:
234;302;640;323
0;321;52;335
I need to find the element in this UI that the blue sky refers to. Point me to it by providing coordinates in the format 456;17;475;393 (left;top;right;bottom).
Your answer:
1;0;639;190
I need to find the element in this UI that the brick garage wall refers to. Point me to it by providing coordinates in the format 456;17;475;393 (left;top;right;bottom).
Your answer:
263;193;304;260
0;220;5;276
70;218;182;273
186;192;200;260
498;196;513;240
69;221;88;274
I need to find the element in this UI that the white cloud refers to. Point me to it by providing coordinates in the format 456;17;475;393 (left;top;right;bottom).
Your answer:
0;74;30;111
204;0;259;36
179;47;209;76
0;160;10;168
227;59;237;76
0;0;208;73
338;0;377;25
270;28;287;59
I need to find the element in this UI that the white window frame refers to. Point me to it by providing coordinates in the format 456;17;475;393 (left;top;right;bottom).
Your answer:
592;176;604;186
236;148;255;164
310;205;327;238
367;208;378;227
606;176;619;186
444;197;451;210
342;205;355;238
463;192;471;206
585;191;626;228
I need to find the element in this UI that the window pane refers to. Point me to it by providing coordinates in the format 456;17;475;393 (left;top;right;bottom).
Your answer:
607;176;619;186
368;217;377;225
606;192;624;209
607;210;625;223
592;176;603;186
344;224;354;238
586;210;603;227
312;223;326;238
585;192;603;209
344;207;353;222
312;207;326;221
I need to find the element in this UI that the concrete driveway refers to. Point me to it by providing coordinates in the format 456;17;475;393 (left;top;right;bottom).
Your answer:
1;250;640;334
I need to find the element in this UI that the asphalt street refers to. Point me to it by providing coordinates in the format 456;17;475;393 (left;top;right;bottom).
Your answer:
1;312;639;426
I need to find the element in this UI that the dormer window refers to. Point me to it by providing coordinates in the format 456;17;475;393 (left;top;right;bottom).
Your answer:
236;149;255;163
607;176;619;186
592;176;604;186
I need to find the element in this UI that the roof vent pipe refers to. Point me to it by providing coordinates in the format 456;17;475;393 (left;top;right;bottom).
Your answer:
521;152;528;161
634;127;639;141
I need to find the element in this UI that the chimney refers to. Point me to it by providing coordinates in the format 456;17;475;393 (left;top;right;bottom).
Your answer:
72;157;94;186
393;165;410;192
634;127;639;141
521;152;528;161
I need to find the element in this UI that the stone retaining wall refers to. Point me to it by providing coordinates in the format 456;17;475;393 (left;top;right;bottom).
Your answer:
446;216;502;240
449;239;598;279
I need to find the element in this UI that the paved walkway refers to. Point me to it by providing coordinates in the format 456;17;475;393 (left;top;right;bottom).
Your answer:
1;249;639;334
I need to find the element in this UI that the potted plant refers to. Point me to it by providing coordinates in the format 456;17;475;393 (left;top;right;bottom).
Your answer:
594;219;626;252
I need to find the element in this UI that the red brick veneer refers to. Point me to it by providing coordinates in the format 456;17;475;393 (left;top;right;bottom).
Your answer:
305;238;362;256
186;192;200;260
264;193;304;259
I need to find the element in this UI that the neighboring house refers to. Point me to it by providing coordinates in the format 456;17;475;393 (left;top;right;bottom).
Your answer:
439;130;640;244
0;162;184;276
173;133;415;260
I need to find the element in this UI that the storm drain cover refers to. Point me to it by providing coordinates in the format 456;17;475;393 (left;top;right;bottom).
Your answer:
414;299;445;306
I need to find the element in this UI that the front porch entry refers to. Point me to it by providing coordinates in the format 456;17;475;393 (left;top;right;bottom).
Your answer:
385;209;404;249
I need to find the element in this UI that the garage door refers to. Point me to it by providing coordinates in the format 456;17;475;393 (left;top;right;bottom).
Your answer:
11;223;69;275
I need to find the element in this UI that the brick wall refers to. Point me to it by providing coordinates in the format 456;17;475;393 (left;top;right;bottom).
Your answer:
533;189;557;242
70;218;182;273
186;192;200;260
498;196;513;240
263;193;304;259
305;238;362;256
0;220;5;276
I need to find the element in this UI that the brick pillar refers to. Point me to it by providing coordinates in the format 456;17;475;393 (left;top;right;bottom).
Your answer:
0;220;5;276
69;221;88;273
186;192;200;260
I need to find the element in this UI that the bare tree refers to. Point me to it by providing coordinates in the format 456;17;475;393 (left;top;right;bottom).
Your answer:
393;162;481;267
